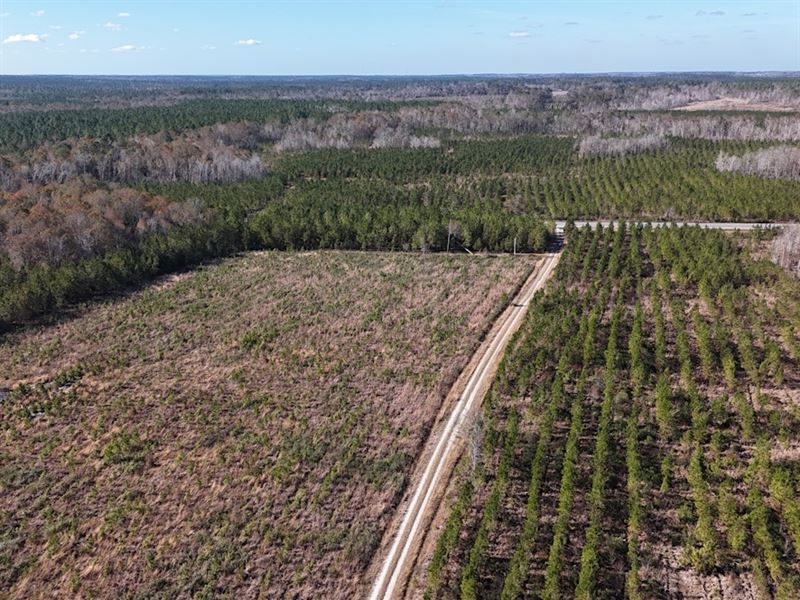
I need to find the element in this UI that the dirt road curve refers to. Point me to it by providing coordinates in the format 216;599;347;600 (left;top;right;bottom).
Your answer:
368;252;561;600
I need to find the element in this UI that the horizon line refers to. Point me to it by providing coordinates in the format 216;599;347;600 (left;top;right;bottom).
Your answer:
3;70;799;78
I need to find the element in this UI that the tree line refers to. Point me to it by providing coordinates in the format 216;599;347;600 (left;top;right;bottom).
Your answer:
0;175;552;327
0;98;432;152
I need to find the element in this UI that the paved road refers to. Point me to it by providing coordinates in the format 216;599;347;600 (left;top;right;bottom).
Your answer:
368;253;561;600
554;220;787;234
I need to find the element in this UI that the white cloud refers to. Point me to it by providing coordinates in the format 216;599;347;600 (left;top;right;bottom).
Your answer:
646;14;664;20
49;25;62;30
235;38;262;46
3;33;47;44
508;31;529;38
0;12;11;18
203;45;217;50
104;22;121;31
68;31;85;40
31;9;45;17
118;12;131;18
111;44;139;52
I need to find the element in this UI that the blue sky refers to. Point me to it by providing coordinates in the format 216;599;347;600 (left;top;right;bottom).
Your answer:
0;1;798;75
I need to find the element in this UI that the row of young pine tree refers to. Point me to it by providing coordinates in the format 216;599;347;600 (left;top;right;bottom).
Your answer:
425;223;800;599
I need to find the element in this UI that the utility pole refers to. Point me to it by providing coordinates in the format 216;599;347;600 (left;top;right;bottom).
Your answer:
513;237;517;255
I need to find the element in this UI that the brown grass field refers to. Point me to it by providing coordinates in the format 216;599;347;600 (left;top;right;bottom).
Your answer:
674;97;800;112
0;250;535;599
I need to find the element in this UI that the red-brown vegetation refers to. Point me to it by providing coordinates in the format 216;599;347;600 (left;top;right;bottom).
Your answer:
0;250;533;598
0;178;205;269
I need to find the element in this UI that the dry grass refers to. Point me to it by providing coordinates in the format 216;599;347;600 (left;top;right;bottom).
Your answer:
0;250;534;599
674;97;800;113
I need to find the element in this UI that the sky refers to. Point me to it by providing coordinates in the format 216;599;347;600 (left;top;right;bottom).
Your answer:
0;0;798;75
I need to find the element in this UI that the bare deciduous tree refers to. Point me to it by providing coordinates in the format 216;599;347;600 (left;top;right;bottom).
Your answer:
772;225;800;275
716;146;800;180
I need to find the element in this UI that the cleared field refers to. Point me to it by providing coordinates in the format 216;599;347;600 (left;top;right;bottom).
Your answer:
674;97;800;113
0;250;535;599
418;226;800;599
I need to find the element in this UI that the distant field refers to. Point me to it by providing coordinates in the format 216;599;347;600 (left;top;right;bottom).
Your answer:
674;97;800;113
0;250;535;598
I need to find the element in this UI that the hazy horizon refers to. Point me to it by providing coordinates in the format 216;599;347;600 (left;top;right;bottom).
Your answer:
3;70;799;77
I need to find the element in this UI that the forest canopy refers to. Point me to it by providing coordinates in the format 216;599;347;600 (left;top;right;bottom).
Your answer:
1;74;799;327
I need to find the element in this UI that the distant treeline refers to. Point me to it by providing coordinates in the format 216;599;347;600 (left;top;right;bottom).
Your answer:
249;179;551;253
278;136;800;220
276;136;574;181
0;174;551;327
0;176;282;327
6;131;800;326
0;98;434;152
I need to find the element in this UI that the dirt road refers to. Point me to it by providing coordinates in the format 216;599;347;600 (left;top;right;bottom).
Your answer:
368;252;561;600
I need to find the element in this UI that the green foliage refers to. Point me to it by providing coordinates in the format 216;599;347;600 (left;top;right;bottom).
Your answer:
769;468;800;557
574;307;622;600
718;480;747;552
459;411;519;600
655;373;673;441
748;486;792;598
685;445;718;572
280;137;800;220
624;411;643;600
651;281;667;373
735;325;760;384
722;348;737;390
429;223;800;596
761;339;784;385
781;324;800;362
536;378;586;600
691;306;716;382
276;136;575;181
628;303;646;398
425;478;474;599
240;326;280;351
733;391;755;440
501;375;566;600
0;98;425;151
659;454;672;493
102;430;156;471
247;179;552;253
